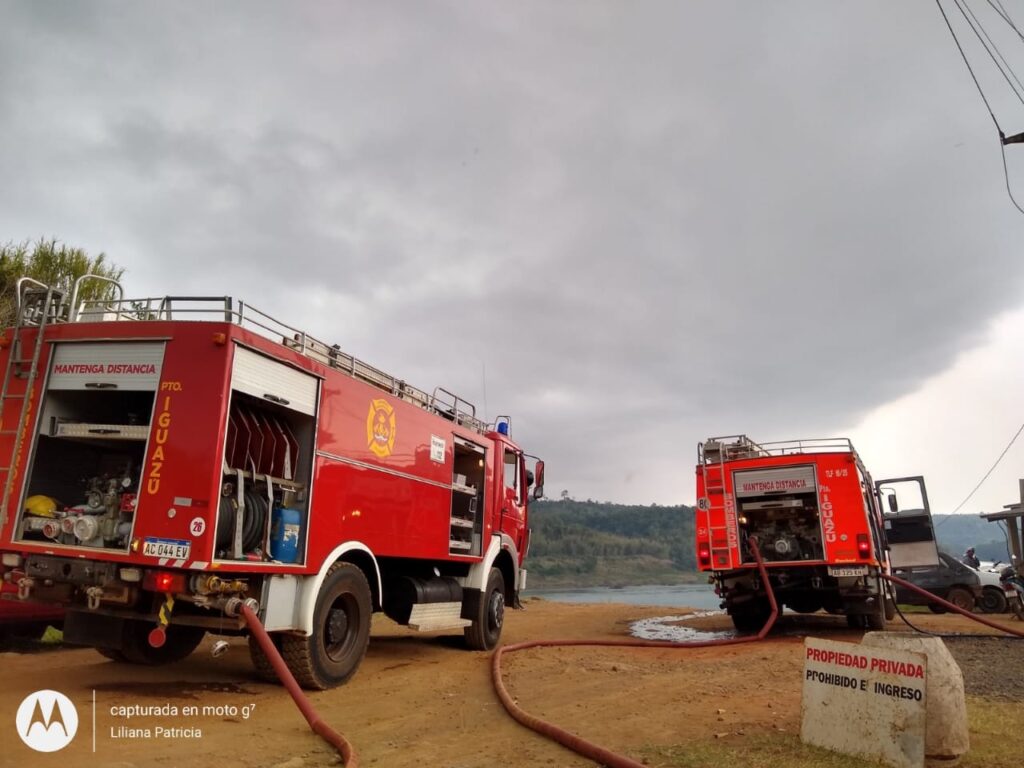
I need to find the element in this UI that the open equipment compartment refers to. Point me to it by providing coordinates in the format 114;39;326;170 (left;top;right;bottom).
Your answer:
215;345;318;564
733;464;825;563
15;341;164;552
449;435;485;556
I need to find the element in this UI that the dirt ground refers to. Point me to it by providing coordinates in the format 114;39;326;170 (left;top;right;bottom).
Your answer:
1;601;1021;768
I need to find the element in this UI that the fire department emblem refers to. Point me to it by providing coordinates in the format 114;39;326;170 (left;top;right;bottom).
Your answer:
367;399;396;458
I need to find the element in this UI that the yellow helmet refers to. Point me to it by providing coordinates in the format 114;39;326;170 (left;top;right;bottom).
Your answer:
24;495;59;517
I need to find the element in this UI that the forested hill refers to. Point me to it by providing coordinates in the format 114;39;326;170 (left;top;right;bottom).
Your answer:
526;499;698;588
522;502;1015;589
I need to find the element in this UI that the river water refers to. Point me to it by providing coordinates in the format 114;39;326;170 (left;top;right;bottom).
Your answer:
525;583;720;610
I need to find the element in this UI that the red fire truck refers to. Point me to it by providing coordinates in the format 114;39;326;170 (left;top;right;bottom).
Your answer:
695;435;935;632
0;278;544;688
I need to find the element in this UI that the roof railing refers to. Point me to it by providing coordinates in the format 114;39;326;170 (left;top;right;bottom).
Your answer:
66;293;490;434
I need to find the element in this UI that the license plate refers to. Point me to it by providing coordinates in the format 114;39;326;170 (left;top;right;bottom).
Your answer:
142;538;191;560
828;566;868;577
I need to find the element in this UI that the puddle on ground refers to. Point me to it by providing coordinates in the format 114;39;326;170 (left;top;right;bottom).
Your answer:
629;611;736;642
91;681;258;699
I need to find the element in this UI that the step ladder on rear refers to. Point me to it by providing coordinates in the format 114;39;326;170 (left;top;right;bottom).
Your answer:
699;440;732;569
0;278;64;528
699;435;766;569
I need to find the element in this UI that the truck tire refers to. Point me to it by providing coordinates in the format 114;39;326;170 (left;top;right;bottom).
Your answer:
864;599;887;631
728;599;772;633
979;586;1008;614
119;620;205;665
279;562;371;690
465;567;505;650
946;586;975;612
248;632;284;683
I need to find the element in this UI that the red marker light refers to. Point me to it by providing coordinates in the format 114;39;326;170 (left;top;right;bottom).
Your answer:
143;571;186;593
857;534;871;559
698;543;711;566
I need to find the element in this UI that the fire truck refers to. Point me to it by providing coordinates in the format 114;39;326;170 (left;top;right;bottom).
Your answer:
0;278;544;688
695;435;936;632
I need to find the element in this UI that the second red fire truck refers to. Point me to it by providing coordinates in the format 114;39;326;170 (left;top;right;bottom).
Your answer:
695;435;937;631
0;278;543;688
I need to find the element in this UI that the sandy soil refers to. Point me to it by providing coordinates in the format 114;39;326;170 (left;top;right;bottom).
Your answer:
0;601;1019;768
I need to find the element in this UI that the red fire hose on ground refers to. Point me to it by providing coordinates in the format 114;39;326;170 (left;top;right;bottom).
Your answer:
490;539;779;768
234;548;1023;768
240;604;359;768
882;572;1024;638
491;547;1024;768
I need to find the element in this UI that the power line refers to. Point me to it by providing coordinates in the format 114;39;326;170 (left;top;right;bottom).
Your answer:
987;0;1024;42
941;420;1024;523
954;0;1024;105
935;0;1024;215
935;0;1003;132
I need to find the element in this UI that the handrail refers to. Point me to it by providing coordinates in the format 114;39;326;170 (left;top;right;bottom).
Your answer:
699;435;857;463
14;277;53;319
69;274;124;321
68;294;489;435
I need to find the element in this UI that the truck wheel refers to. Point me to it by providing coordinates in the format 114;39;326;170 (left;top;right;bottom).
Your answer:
884;595;897;621
728;599;771;633
864;600;887;631
979;587;1008;614
946;587;975;612
465;567;505;650
280;562;371;690
120;621;205;665
248;633;284;682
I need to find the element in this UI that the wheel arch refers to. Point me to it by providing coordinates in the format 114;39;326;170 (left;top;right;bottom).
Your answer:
462;533;519;600
296;542;382;635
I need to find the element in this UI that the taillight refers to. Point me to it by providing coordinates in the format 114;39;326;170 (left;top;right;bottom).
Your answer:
857;534;871;559
143;571;187;593
698;543;711;567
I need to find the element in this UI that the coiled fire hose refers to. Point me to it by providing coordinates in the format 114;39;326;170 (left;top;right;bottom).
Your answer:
491;539;779;768
240;604;359;768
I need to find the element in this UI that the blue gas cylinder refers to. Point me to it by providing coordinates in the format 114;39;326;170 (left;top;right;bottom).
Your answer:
270;506;302;563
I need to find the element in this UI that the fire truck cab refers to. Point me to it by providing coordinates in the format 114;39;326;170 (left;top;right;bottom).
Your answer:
0;278;543;688
695;435;935;632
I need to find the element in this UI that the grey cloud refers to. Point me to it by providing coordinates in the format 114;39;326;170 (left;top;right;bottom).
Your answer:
1;1;1023;503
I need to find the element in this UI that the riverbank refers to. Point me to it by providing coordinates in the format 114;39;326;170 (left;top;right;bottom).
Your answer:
526;556;702;589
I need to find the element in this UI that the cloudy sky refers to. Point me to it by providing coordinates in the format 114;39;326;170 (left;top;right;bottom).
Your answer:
2;1;1023;517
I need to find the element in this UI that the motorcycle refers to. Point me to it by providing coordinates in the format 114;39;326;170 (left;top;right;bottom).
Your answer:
998;565;1024;620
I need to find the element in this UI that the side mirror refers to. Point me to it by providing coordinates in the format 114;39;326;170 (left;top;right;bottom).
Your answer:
532;460;545;500
526;470;535;487
887;494;898;513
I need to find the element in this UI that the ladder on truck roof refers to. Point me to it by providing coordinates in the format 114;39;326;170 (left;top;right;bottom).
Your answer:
0;279;64;528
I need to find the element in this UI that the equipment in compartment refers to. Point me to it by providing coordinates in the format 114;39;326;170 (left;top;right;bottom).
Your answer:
218;393;309;562
226;398;299;480
20;467;138;548
449;437;486;556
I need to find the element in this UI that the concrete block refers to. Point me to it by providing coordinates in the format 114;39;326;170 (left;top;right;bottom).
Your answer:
862;632;969;760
